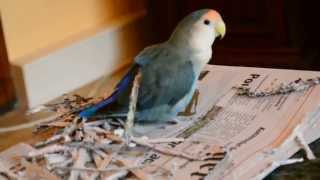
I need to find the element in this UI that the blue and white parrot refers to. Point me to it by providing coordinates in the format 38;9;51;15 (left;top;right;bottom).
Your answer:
79;9;226;123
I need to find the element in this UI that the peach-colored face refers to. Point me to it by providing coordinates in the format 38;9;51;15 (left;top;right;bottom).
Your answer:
202;10;223;24
201;10;226;39
169;9;226;50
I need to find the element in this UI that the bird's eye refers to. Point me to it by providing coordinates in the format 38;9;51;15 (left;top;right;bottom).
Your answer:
204;19;210;25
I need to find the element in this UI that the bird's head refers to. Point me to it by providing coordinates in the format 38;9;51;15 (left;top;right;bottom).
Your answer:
169;9;226;51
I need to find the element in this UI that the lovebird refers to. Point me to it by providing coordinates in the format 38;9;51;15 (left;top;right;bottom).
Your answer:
79;9;226;123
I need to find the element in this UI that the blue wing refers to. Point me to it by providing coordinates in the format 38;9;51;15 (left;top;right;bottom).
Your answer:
79;64;140;118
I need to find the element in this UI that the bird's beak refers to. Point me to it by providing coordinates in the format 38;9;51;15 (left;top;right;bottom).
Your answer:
215;20;226;39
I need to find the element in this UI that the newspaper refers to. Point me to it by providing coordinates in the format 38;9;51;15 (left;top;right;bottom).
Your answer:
1;65;319;179
133;65;320;180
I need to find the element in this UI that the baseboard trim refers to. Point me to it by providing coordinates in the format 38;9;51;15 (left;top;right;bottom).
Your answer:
10;10;147;108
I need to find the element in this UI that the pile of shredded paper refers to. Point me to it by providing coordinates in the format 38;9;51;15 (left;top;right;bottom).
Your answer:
0;95;196;180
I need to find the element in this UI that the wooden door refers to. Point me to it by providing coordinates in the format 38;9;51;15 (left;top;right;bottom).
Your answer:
0;17;16;114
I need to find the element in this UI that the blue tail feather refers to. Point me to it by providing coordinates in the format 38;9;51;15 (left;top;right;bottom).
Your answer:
79;64;139;118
